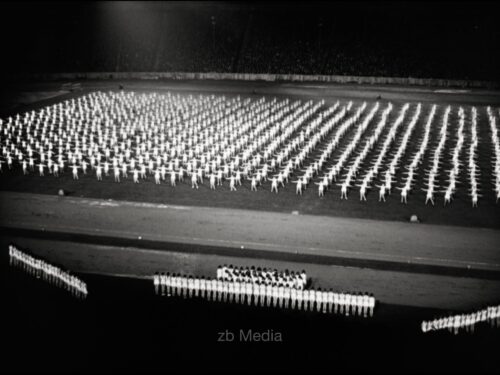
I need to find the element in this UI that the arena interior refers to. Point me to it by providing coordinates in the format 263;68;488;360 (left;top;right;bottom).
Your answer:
1;1;500;373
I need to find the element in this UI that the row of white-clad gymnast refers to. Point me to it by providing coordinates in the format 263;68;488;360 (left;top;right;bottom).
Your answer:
486;107;500;203
216;264;307;289
9;245;88;298
421;305;500;334
153;273;375;317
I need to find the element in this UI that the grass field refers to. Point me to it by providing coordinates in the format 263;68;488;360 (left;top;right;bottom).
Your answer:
0;80;499;229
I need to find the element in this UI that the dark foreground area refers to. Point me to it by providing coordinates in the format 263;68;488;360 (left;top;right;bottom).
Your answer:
1;251;500;374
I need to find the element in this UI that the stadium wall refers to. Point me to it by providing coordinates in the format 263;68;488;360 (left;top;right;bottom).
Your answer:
7;72;499;89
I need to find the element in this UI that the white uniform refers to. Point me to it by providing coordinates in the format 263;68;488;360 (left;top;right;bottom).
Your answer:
153;274;159;295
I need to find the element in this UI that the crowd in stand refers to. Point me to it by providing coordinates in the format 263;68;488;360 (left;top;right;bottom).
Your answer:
3;4;497;81
154;271;376;317
9;244;88;298
422;305;500;334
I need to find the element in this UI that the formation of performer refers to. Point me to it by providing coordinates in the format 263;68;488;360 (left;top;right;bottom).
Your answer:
9;244;88;299
487;107;500;203
421;305;500;334
217;264;308;289
153;272;376;317
0;92;495;205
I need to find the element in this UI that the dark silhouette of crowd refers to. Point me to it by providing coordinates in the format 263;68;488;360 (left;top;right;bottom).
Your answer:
1;2;498;81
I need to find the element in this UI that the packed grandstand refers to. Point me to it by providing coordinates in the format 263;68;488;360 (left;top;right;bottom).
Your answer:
1;2;499;82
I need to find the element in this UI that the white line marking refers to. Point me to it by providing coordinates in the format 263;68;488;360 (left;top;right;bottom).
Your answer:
434;89;470;93
73;198;191;210
79;270;151;280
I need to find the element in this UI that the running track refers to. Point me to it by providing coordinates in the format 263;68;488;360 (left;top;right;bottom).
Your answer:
1;191;499;273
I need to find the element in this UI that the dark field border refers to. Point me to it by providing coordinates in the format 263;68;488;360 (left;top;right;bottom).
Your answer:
3;225;500;281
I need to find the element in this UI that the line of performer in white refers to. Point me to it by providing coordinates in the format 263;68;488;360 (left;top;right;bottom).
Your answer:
421;106;451;206
487;107;500;203
399;105;436;204
421;304;500;335
8;244;88;298
0;91;498;206
356;103;410;202
153;271;376;317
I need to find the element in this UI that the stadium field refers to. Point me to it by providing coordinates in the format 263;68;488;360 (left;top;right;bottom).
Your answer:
1;79;499;312
1;79;499;229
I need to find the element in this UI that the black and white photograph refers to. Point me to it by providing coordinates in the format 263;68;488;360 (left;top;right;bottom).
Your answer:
0;1;499;373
